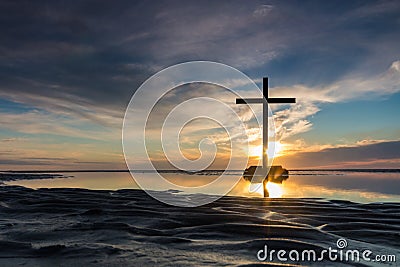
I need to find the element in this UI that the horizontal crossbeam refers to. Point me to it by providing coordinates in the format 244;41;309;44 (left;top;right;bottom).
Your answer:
236;98;296;104
267;98;296;103
236;98;262;104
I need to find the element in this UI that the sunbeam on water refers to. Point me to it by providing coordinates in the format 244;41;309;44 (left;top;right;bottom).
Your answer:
247;181;284;198
5;171;400;203
266;182;284;198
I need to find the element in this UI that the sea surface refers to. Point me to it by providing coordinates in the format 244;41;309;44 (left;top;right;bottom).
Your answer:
4;170;400;203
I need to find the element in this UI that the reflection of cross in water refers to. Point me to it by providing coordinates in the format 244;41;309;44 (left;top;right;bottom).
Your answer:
236;77;296;171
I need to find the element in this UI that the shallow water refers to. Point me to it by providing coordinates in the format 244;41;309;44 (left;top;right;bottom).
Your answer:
4;170;400;203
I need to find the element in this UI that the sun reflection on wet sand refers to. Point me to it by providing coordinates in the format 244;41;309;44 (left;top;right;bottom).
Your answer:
265;182;284;198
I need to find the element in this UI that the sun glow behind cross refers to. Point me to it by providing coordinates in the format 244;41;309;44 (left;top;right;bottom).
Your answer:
248;141;285;159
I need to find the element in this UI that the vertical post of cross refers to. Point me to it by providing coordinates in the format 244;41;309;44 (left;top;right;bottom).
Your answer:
262;77;269;172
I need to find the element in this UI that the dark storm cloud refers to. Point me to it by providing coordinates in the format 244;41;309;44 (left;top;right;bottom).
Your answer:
0;0;400;123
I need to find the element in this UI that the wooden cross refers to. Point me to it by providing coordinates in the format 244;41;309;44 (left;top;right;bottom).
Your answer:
236;77;296;171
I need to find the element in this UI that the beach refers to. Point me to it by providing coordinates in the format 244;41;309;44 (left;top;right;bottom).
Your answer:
0;172;399;266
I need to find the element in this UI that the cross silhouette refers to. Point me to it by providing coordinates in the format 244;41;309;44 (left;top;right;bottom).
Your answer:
236;77;295;172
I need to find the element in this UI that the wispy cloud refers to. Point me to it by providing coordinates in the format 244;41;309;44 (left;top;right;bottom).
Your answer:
0;110;114;140
272;60;400;141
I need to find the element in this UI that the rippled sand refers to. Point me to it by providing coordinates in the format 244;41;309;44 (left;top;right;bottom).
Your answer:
0;186;399;266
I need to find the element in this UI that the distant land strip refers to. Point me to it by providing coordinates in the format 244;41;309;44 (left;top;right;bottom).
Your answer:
1;169;400;173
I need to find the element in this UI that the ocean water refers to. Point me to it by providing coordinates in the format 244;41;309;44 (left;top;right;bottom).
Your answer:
4;170;400;203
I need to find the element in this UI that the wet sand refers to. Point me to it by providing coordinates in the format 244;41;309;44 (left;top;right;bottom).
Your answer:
0;185;399;266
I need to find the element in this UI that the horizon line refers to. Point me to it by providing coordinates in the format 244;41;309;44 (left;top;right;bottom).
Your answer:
2;168;400;173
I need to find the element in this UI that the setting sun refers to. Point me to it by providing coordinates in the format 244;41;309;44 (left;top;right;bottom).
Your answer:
248;141;285;159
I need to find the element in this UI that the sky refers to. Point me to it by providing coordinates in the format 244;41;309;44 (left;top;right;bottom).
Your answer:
0;0;400;170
